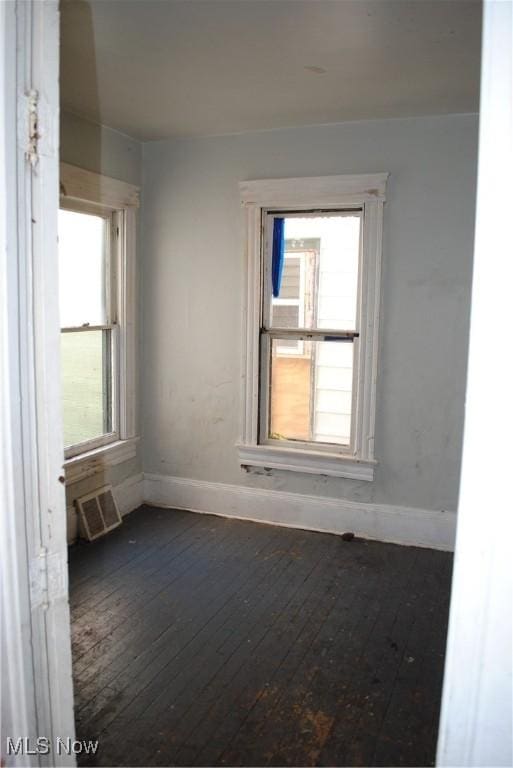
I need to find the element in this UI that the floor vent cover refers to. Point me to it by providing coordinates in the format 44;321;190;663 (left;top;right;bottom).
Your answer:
76;484;122;541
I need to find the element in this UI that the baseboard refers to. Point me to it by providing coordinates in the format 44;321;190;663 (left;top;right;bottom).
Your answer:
115;472;144;516
143;473;456;551
67;472;144;544
66;471;456;550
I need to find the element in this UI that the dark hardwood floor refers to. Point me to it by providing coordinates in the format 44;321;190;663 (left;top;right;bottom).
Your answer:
69;505;452;767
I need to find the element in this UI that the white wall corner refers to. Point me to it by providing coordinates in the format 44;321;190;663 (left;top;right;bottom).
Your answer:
115;471;144;515
143;473;456;551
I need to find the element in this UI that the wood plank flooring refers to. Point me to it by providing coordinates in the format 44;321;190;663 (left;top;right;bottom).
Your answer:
69;505;452;767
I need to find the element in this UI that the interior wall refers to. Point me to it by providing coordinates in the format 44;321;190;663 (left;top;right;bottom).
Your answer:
60;109;142;185
60;109;143;541
141;113;478;524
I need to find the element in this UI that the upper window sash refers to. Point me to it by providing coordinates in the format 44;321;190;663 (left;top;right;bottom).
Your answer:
58;204;115;331
262;209;362;335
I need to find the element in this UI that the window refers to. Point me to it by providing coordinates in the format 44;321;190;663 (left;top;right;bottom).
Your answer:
238;174;388;481
59;163;139;472
59;207;117;455
265;213;360;446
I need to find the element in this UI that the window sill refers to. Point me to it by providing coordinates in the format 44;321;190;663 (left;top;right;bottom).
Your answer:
64;437;139;486
237;443;375;481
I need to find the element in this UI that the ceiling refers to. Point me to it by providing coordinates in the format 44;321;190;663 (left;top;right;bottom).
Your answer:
60;0;482;142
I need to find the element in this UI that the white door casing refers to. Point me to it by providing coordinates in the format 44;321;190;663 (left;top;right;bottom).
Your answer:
436;1;513;765
0;2;76;766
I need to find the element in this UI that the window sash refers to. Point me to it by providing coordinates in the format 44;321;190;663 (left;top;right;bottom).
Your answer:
259;331;359;454
260;209;363;454
59;203;120;457
58;203;115;328
61;325;119;458
262;208;362;333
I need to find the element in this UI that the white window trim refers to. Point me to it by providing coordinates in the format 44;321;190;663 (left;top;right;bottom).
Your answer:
60;162;139;478
64;436;140;486
238;173;388;481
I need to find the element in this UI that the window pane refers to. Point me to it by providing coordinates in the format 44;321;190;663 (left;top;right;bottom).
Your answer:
269;337;354;446
61;330;113;448
272;305;300;329
279;256;301;299
269;214;361;331
58;209;107;327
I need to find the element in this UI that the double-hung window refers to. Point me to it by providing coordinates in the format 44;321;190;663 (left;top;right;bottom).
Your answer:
58;163;139;474
238;174;388;481
59;204;117;454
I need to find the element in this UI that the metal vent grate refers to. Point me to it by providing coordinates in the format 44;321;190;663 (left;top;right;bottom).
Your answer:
82;497;104;538
76;484;122;541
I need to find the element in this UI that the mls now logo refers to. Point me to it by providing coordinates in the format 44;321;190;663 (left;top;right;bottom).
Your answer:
55;737;99;756
6;738;51;756
6;737;99;756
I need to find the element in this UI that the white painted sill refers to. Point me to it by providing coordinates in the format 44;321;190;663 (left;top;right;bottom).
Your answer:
64;437;139;486
237;443;375;481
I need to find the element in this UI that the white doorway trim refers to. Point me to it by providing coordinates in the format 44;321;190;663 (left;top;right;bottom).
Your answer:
436;1;513;765
0;2;75;765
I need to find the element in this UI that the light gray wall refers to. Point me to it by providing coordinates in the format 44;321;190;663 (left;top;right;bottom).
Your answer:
60;110;143;538
141;113;478;514
60;109;142;185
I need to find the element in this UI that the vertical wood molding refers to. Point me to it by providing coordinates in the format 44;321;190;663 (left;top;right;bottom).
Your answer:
437;2;513;765
1;0;76;762
356;199;384;462
0;0;40;755
240;203;261;445
118;207;138;439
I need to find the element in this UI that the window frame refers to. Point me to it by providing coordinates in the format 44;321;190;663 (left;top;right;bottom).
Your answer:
238;173;388;481
261;209;362;453
59;199;119;457
59;163;139;476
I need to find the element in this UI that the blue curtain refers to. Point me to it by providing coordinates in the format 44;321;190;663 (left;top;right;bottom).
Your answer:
272;218;285;298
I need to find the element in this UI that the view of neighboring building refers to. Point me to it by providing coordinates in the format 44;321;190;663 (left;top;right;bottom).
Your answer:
270;215;360;447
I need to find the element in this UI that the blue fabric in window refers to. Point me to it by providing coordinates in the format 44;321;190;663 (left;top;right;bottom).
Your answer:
272;218;285;298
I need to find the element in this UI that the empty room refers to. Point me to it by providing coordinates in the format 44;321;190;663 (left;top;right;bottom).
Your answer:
1;1;512;768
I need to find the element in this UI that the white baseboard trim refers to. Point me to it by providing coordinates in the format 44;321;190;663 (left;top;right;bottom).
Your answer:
67;472;143;544
143;473;456;551
115;472;144;516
